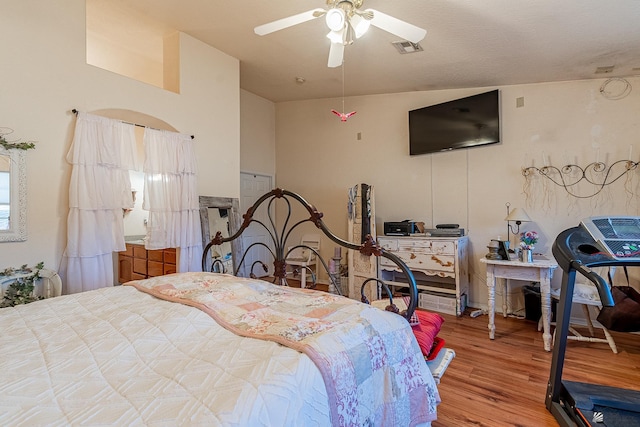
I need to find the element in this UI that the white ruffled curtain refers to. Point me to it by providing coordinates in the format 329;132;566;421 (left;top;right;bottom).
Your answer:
143;128;202;272
62;112;137;294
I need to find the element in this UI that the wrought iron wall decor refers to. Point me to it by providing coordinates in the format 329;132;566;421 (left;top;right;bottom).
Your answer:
522;159;639;199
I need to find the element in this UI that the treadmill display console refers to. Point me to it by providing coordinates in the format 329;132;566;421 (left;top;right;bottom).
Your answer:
580;216;640;260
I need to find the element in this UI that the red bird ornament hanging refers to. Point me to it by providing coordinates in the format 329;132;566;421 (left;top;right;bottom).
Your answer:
331;109;357;122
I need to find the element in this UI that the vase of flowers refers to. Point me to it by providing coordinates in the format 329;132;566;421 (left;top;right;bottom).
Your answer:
519;231;538;263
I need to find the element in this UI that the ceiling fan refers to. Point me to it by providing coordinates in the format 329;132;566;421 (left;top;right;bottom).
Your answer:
254;0;427;68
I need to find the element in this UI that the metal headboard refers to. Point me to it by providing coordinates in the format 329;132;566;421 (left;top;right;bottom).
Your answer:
201;188;419;321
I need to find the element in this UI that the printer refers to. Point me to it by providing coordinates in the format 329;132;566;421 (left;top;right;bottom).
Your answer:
384;221;417;236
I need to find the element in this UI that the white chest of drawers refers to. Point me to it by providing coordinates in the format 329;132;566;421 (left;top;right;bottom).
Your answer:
378;235;469;316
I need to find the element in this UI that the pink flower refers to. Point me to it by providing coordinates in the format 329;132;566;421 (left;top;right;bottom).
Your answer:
520;230;539;249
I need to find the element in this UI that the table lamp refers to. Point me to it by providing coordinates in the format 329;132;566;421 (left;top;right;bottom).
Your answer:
505;203;532;249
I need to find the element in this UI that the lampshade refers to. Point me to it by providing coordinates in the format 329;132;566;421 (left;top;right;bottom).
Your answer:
505;207;532;223
350;13;371;39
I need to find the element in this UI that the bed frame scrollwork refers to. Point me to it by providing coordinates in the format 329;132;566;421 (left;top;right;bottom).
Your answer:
202;188;419;322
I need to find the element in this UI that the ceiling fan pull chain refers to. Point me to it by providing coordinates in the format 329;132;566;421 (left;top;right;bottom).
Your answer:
331;59;357;122
342;61;345;112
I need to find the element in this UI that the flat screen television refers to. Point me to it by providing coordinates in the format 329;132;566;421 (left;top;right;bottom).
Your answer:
409;89;501;156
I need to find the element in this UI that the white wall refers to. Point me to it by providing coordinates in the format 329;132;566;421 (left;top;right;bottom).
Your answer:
7;0;634;312
240;89;276;177
0;0;240;275
274;78;640;310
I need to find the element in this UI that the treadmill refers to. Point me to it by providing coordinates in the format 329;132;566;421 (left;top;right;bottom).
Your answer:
547;217;640;426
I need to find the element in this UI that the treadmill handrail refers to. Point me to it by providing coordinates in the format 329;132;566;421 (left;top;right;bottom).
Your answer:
570;260;615;307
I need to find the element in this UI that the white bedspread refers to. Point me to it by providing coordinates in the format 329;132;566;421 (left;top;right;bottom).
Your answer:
0;286;332;426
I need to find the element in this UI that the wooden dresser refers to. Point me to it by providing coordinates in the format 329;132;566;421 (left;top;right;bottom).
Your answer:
118;243;176;284
377;235;469;316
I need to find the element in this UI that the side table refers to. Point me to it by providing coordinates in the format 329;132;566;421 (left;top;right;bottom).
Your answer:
480;256;558;351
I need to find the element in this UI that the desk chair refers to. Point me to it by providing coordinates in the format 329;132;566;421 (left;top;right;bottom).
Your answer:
286;234;321;288
550;267;618;353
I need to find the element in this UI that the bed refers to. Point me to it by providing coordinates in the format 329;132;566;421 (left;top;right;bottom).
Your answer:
0;189;441;426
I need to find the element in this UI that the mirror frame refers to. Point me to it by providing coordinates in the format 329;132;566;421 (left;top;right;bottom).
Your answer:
0;148;27;242
199;195;242;274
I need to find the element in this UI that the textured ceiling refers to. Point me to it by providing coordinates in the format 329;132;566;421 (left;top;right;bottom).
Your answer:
88;0;640;102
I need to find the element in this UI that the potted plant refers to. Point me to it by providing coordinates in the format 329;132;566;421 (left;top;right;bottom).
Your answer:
519;231;539;263
0;262;44;307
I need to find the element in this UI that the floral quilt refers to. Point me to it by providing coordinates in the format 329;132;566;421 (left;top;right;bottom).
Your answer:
127;272;440;426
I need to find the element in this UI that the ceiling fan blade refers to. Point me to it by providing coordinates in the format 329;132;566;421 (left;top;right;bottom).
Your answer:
367;9;427;43
254;9;325;36
327;42;344;68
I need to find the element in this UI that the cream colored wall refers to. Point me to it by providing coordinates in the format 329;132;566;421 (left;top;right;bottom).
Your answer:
86;0;167;90
275;78;640;310
86;30;164;89
240;89;276;176
0;0;239;273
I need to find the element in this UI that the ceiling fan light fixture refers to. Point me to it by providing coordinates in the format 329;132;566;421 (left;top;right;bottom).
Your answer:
325;8;346;32
326;29;345;44
254;1;427;68
349;13;370;38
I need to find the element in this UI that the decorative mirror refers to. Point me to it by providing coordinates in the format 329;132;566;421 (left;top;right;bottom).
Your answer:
199;196;242;274
0;148;26;242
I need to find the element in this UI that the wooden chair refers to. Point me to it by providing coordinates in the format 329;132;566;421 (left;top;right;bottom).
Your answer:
286;234;321;288
550;267;618;353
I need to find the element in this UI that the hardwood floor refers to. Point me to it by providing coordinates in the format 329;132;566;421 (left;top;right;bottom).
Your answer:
431;310;640;426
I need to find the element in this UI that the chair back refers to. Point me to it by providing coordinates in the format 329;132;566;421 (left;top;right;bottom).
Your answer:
301;234;321;251
288;234;321;262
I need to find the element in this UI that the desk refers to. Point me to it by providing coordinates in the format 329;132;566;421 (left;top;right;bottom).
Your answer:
480;257;558;351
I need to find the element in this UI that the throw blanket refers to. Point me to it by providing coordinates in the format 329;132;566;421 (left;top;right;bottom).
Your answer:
127;272;440;426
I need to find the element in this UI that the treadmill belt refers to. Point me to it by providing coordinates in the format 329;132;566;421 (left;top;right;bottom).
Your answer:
580;406;640;427
564;381;640;426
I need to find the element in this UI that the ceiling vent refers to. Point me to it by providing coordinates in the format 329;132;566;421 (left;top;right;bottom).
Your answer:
392;41;423;54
